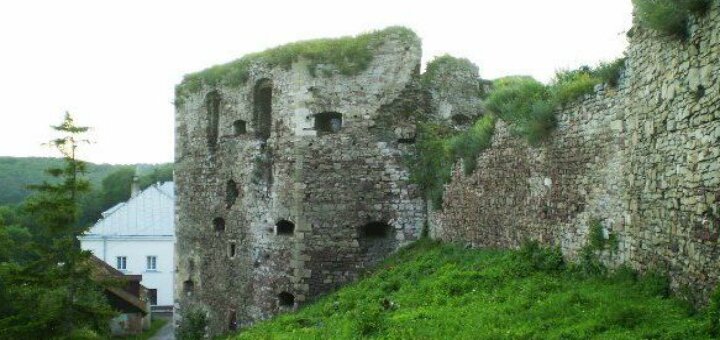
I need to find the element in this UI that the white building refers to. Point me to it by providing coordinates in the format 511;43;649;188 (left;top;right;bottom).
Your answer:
80;181;175;307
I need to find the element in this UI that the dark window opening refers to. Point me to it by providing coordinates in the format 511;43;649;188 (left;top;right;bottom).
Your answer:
451;114;470;126
183;280;194;294
233;120;247;135
276;219;295;235
229;242;236;258
360;222;391;239
253;79;272;140
206;91;221;151
278;292;295;307
213;217;226;232
226;180;239;209
314;112;342;134
148;289;158;305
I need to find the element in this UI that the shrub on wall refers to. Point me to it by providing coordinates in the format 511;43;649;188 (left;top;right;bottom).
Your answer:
632;0;712;38
448;115;495;175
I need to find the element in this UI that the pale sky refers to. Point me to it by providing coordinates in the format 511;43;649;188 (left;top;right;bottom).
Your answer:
0;0;633;165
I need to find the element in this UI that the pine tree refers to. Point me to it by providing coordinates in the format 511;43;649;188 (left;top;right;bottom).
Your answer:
0;113;114;339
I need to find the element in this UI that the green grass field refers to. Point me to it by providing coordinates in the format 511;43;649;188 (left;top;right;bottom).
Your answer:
232;240;716;339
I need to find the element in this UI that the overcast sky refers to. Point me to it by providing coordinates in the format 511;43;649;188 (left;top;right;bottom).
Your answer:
0;0;633;165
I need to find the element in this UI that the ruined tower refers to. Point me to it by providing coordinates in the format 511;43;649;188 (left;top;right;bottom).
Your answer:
174;27;432;335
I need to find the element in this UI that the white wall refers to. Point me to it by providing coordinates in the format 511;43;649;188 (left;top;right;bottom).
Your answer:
81;237;175;306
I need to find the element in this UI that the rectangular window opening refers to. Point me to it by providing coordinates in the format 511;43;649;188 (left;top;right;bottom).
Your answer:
146;256;157;270
116;256;127;270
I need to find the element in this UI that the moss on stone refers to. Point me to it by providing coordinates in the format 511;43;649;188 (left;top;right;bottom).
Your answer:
175;26;418;105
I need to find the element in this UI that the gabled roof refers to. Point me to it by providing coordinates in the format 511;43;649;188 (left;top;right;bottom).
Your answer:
85;182;175;237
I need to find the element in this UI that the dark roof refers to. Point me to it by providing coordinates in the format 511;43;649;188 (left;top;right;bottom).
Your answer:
88;255;149;315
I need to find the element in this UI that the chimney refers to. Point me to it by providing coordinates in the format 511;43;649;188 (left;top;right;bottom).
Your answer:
131;176;140;198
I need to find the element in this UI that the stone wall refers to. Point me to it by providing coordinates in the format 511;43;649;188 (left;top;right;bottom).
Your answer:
433;6;720;300
174;29;427;336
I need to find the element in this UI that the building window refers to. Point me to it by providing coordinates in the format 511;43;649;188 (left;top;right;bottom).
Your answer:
116;256;127;270
148;289;158;305
147;256;157;270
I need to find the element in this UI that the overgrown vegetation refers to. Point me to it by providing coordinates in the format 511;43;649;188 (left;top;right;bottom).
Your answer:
177;309;208;340
409;116;495;208
175;26;417;104
422;55;480;90
632;0;712;38
234;240;716;339
0;113;115;338
410;58;626;208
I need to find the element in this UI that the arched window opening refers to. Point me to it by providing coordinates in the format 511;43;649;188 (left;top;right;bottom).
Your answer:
183;280;194;295
276;219;295;235
278;292;295;307
213;217;226;232
314;112;342;134
226;179;239;209
233;120;247;135
253;79;273;140
360;221;391;239
206;91;221;150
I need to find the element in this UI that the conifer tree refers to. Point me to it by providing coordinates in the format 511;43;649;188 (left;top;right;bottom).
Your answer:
0;113;114;338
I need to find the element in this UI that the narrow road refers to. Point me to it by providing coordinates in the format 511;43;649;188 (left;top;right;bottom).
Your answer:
149;318;174;340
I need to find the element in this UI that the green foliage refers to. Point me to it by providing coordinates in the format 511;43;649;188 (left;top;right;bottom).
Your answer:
0;113;115;338
422;54;479;87
594;57;627;88
408;123;454;209
234;240;712;339
0;157;120;206
485;76;556;145
516;239;564;272
448;115;495;175
550;67;601;107
587;219;619;252
177;308;208;340
632;0;711;38
175;26;417;104
708;283;720;335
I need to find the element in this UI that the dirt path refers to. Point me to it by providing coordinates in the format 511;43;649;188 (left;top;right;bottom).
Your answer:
149;318;174;340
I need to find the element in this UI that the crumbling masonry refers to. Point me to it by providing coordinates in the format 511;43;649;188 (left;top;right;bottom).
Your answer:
173;28;481;335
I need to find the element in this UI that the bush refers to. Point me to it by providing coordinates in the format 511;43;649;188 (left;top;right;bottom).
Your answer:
448;115;495;175
594;58;626;88
632;0;711;38
177;308;207;340
485;77;556;145
516;239;565;272
408;123;454;209
550;68;601;107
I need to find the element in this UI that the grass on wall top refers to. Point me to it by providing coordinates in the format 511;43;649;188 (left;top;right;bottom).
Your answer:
175;26;418;104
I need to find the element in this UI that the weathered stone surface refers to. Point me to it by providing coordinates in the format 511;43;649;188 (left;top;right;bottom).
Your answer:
174;30;430;336
432;5;720;304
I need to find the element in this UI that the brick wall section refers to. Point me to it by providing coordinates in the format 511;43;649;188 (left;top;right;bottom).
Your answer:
433;7;720;300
